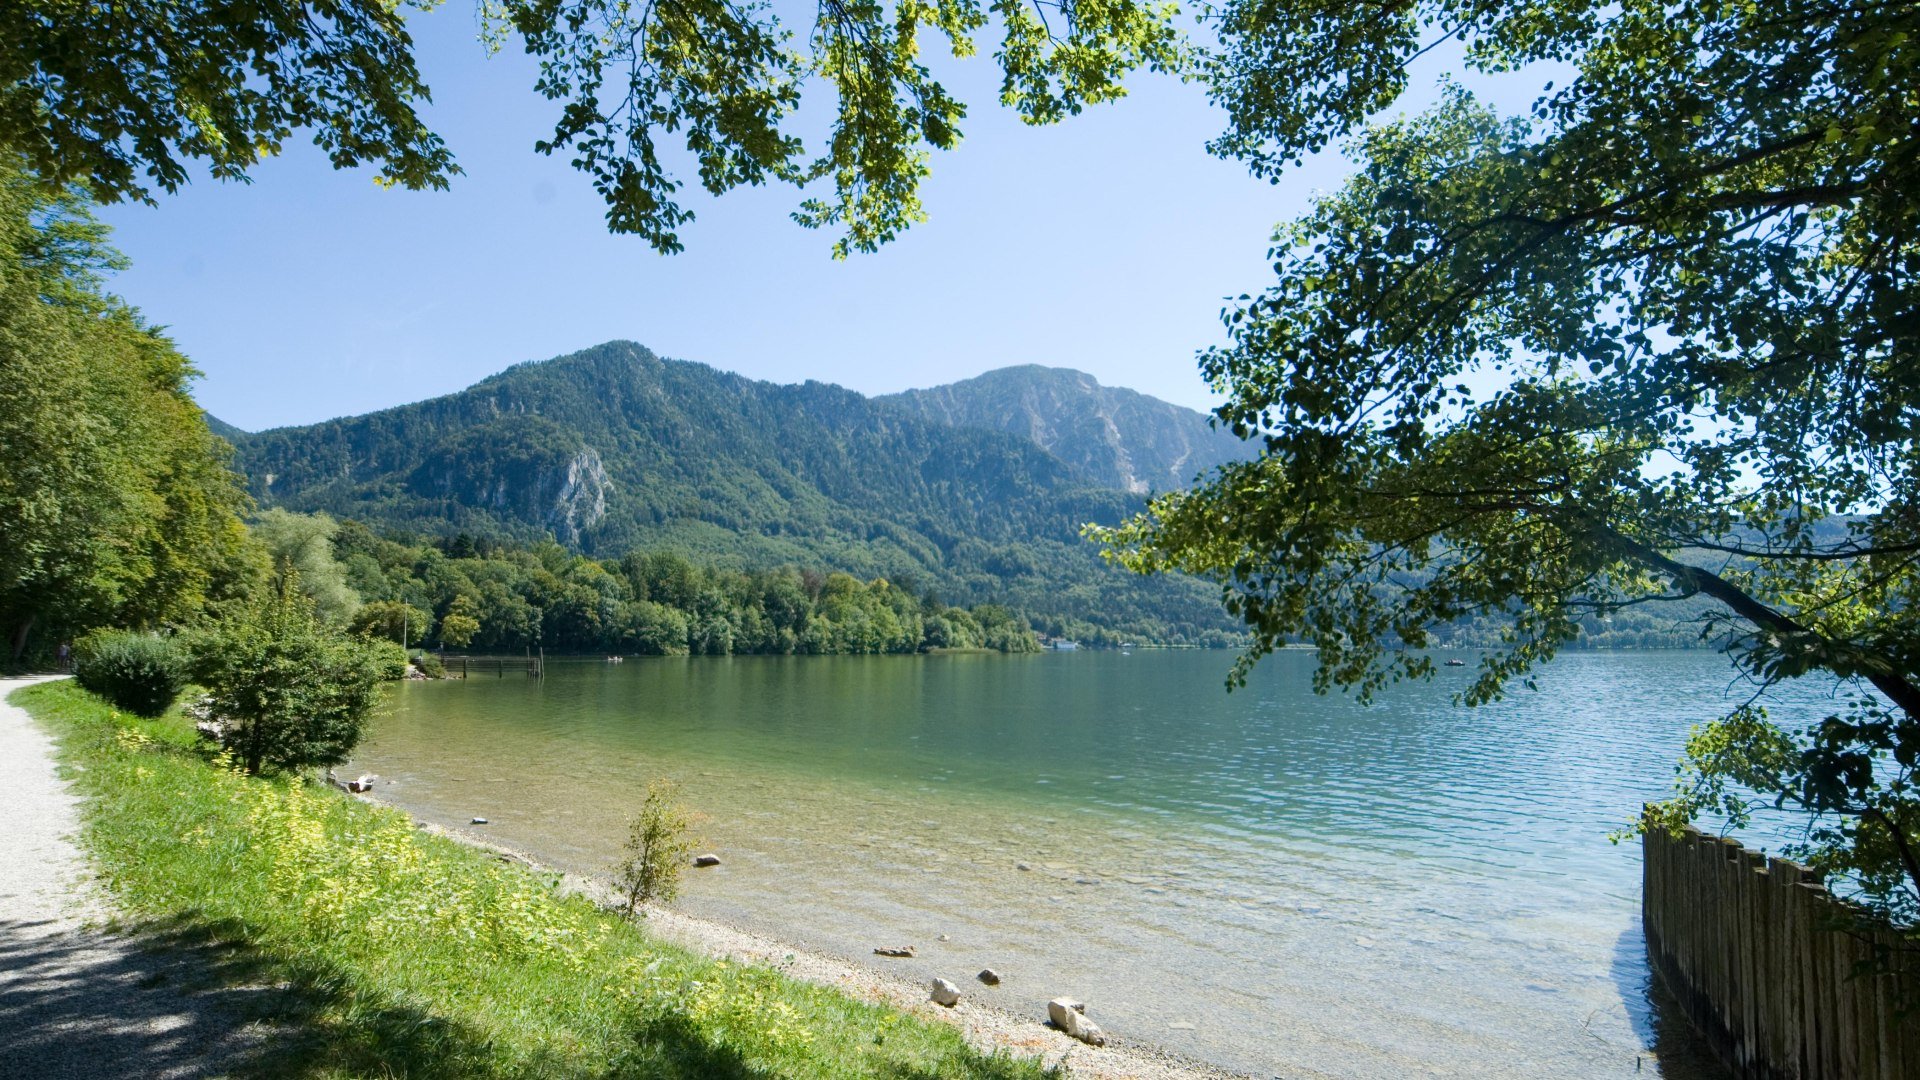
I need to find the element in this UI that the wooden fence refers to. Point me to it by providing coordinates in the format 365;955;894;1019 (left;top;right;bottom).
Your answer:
1643;824;1920;1078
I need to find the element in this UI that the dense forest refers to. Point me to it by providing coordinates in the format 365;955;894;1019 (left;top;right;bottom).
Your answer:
0;168;255;662
304;515;1045;655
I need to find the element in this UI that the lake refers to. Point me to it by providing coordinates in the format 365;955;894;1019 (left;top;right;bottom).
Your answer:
344;649;1835;1078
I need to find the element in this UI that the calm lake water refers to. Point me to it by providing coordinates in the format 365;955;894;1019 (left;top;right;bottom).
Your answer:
345;649;1840;1078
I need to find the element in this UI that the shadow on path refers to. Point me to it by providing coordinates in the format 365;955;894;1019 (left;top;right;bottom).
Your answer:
0;912;824;1079
0;916;280;1079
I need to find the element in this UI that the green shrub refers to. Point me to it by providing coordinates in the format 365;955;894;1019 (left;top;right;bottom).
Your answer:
72;630;189;717
614;779;699;914
193;565;386;774
408;650;445;679
366;639;410;681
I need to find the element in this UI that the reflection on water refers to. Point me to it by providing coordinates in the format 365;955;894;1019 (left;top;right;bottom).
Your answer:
345;649;1814;1078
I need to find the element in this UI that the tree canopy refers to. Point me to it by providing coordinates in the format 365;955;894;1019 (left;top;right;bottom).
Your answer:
0;163;254;661
1096;1;1920;921
325;519;1047;655
2;0;1180;255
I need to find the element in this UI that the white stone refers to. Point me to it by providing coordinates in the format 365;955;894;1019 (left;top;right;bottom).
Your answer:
1047;998;1104;1046
930;978;961;1007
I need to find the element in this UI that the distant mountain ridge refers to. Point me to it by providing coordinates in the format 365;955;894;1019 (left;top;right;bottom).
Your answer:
202;411;249;442
881;365;1252;493
219;341;1245;645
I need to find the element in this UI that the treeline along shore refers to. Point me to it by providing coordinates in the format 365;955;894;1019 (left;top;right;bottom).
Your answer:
314;516;1048;656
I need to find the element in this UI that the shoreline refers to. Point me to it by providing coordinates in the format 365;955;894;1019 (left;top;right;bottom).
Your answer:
396;811;1256;1080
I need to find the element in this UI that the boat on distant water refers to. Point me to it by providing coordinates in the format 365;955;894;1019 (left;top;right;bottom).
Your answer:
1051;640;1080;651
1444;658;1467;667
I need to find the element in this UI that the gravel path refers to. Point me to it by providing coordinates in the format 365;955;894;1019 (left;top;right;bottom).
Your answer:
0;676;272;1078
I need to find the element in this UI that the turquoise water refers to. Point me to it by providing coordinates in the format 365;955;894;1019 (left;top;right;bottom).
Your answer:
346;649;1822;1078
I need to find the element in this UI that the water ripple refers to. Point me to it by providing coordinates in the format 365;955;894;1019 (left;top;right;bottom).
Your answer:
345;650;1811;1079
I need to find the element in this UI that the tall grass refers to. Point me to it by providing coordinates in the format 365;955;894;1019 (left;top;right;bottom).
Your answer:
16;680;1056;1079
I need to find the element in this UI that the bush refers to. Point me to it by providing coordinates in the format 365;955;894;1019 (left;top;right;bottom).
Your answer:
72;630;189;717
613;779;699;914
193;566;385;774
408;650;445;679
366;639;410;681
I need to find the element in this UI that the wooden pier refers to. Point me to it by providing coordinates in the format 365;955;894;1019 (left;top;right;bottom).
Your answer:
440;648;544;679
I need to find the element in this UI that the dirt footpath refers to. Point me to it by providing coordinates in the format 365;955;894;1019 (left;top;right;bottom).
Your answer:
0;676;270;1079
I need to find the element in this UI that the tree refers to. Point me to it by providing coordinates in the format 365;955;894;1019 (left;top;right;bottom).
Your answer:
251;509;361;624
348;599;435;646
612;779;699;914
438;595;482;649
1096;2;1920;922
194;564;386;775
3;0;1180;255
0;164;252;661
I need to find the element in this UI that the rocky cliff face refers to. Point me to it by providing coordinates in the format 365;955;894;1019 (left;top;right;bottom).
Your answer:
551;448;611;546
881;366;1252;493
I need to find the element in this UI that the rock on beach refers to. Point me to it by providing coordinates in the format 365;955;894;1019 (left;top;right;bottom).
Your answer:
929;978;961;1007
1048;998;1105;1046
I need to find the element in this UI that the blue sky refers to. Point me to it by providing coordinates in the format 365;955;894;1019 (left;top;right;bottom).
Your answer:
97;11;1555;431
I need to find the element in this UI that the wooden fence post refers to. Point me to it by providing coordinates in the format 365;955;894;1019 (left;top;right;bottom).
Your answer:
1645;828;1914;1080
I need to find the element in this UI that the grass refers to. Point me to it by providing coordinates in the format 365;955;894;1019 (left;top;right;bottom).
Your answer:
14;680;1058;1079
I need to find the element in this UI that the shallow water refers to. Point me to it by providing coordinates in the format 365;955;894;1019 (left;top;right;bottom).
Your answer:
345;649;1832;1078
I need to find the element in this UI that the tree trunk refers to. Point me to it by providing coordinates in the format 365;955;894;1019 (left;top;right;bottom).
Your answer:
10;614;35;662
243;720;266;776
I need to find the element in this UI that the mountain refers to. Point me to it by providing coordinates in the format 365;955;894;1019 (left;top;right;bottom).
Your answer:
881;365;1253;493
203;412;249;443
222;342;1243;645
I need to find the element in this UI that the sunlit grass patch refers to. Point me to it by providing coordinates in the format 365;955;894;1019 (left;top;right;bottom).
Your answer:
16;680;1055;1079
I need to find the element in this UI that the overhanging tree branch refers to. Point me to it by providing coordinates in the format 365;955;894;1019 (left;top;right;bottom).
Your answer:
1599;524;1920;719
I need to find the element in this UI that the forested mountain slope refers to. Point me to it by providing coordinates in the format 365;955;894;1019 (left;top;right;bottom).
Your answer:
224;342;1241;645
881;365;1253;493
